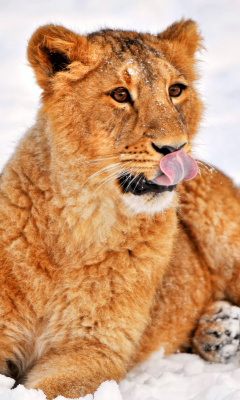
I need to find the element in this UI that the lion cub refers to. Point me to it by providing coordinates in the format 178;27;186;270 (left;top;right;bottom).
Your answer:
0;19;240;399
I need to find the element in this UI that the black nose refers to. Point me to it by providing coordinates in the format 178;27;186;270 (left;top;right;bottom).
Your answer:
151;142;186;156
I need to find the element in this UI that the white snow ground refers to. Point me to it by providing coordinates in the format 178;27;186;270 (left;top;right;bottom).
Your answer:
0;0;240;399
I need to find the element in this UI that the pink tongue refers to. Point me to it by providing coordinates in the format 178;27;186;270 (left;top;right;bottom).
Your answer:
154;149;198;186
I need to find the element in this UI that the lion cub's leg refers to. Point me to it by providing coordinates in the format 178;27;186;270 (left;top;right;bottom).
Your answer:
25;345;125;399
193;300;240;363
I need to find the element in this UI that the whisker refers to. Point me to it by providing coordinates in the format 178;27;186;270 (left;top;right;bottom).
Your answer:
77;156;119;165
93;164;138;194
94;170;123;193
93;166;133;194
81;162;122;188
81;159;138;189
82;155;150;195
125;172;141;192
133;173;143;191
197;160;216;174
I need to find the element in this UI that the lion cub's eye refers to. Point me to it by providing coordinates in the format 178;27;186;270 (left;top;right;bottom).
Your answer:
169;84;186;98
111;87;131;103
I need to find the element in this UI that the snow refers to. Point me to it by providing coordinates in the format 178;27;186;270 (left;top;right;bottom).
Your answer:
2;352;240;399
0;0;240;399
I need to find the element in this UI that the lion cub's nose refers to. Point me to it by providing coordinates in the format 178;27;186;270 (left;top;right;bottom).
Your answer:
151;142;186;156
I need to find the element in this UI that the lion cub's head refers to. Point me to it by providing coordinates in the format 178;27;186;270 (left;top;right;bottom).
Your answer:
28;20;202;215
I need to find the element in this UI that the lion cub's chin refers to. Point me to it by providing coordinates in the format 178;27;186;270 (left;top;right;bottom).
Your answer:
121;191;175;215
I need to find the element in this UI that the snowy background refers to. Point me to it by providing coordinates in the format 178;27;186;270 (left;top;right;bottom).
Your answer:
0;0;240;399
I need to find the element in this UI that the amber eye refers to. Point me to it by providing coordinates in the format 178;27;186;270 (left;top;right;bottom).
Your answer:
111;87;131;103
169;84;186;98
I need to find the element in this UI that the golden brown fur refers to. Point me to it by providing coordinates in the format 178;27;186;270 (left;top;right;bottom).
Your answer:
0;20;240;398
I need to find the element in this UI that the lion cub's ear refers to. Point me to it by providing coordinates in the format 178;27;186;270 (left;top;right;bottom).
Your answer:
27;25;97;90
158;19;203;80
158;19;203;57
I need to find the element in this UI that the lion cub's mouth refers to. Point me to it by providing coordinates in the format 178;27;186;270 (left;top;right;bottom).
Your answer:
118;173;176;196
118;148;198;196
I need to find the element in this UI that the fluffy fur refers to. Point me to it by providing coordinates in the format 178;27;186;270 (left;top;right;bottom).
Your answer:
0;20;240;399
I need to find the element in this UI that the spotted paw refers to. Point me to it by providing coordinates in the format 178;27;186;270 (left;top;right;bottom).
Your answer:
192;301;240;363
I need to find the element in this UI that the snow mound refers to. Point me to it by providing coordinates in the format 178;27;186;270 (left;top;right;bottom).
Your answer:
1;350;240;400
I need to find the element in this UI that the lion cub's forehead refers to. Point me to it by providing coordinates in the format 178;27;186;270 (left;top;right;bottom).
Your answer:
120;58;175;85
90;29;179;84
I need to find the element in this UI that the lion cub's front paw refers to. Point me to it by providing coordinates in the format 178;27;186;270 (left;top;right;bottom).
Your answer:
193;301;240;363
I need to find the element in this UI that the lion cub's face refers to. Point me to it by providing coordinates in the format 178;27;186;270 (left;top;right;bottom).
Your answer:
28;21;202;214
